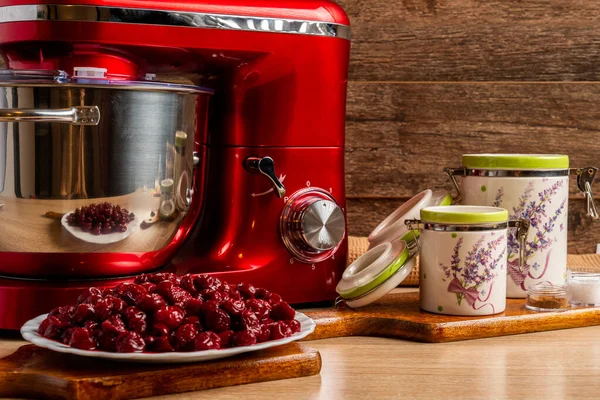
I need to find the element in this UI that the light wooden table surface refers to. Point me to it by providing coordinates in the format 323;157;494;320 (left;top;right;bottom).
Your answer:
2;296;600;399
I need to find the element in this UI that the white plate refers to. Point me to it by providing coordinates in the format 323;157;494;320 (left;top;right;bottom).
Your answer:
61;211;140;245
21;312;316;364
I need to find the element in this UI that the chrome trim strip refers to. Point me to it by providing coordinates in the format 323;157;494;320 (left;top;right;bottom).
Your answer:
455;168;569;178
424;222;508;232
0;4;351;40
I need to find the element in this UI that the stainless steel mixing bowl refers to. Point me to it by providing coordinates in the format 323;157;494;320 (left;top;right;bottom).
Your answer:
0;69;211;277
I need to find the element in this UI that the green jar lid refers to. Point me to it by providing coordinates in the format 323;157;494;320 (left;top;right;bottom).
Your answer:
175;131;187;148
336;240;412;300
421;205;508;225
462;154;569;170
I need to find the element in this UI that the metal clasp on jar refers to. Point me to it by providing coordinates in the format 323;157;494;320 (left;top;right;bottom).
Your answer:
443;167;466;203
508;219;531;272
571;167;599;220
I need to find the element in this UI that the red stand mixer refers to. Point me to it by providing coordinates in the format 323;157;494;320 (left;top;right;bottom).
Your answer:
0;0;350;329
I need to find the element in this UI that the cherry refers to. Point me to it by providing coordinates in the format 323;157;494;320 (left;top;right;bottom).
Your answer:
154;306;184;330
116;332;145;353
147;336;173;352
270;321;293;340
193;332;221;351
199;289;223;303
228;290;243;301
71;303;95;324
117;283;148;306
123;306;147;334
148;273;180;285
245;299;271;320
38;315;70;339
66;327;96;350
140;282;156;293
234;310;261;335
77;287;103;304
203;308;231;333
175;324;199;350
150;323;170;338
168;286;193;304
218;330;235;349
85;294;104;306
201;300;219;313
182;316;202;330
183;298;203;316
155;281;192;304
267;293;283;305
134;274;151;284
270;302;296;321
83;320;100;336
101;315;127;335
219;291;231;303
96;296;126;320
48;305;73;318
180;275;198;296
257;325;271;343
193;275;222;292
97;332;118;351
288;319;301;334
137;293;166;313
221;299;245;316
236;283;256;299
255;288;271;300
233;330;257;347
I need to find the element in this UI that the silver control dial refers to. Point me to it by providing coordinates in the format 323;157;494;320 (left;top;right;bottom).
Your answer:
280;188;346;263
301;200;345;251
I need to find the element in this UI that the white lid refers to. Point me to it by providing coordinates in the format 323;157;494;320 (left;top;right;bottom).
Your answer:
367;189;452;250
73;67;108;78
336;238;414;307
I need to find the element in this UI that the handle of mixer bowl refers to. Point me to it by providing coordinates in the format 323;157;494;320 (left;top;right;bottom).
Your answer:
0;106;100;126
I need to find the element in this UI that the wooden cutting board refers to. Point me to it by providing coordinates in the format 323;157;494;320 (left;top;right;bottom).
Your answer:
302;291;600;343
0;343;320;399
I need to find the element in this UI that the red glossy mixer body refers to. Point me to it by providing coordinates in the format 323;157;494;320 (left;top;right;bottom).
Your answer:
0;0;350;328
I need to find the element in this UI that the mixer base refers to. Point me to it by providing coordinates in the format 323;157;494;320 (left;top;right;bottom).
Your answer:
0;277;134;330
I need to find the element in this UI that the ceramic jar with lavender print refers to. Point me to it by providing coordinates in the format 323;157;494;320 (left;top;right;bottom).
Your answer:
445;154;599;298
405;206;529;316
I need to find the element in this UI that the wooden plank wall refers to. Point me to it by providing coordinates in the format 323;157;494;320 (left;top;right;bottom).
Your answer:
338;0;600;253
1;1;599;253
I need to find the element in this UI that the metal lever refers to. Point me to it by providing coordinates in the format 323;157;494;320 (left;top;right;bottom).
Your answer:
404;218;425;253
444;167;465;203
244;156;286;198
508;219;531;272
573;167;599;220
0;106;100;125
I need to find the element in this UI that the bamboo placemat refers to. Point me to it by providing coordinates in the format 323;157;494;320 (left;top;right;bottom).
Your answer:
348;236;600;287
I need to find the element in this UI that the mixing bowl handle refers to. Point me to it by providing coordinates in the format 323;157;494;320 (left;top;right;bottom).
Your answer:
0;106;100;126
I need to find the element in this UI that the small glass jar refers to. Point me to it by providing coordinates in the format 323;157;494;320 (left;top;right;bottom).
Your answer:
567;271;600;307
526;282;570;312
